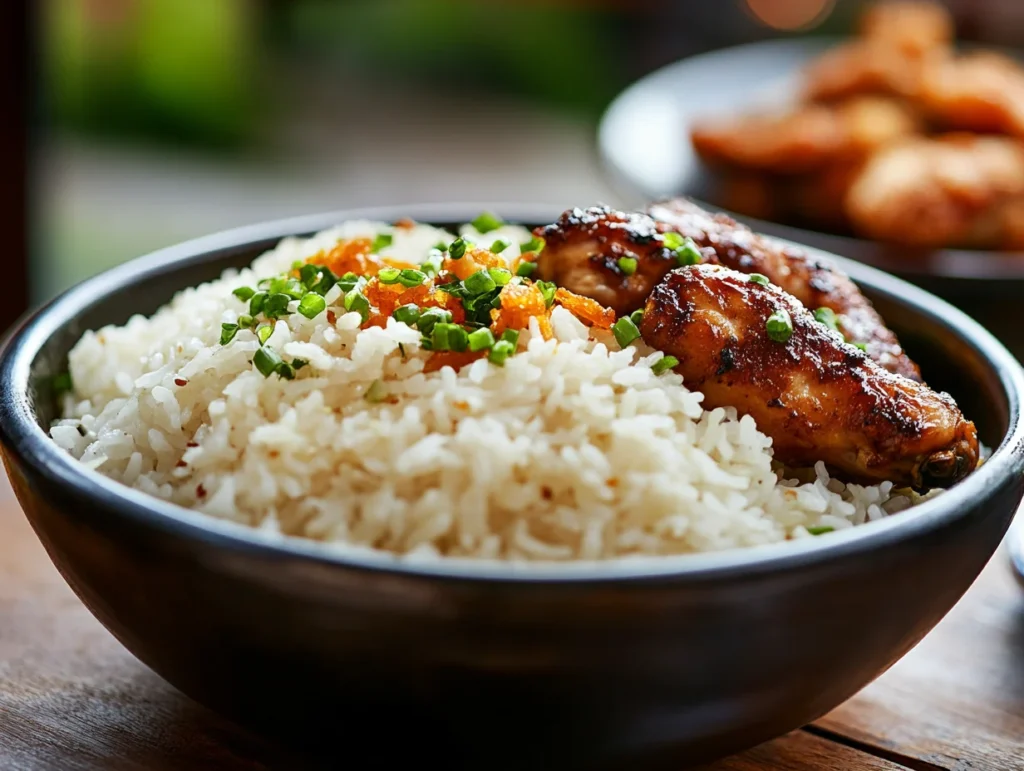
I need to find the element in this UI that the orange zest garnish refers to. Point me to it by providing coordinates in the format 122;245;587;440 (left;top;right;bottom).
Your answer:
553;288;615;329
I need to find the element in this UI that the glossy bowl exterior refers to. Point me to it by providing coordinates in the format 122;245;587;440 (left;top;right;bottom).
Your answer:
2;205;1023;770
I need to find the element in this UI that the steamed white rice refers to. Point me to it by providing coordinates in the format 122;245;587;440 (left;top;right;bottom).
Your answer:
50;219;926;562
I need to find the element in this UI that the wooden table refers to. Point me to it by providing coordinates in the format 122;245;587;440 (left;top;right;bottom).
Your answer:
2;477;1022;771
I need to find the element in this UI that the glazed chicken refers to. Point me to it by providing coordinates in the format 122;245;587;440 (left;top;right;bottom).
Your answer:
535;200;921;381
640;265;978;489
917;52;1024;138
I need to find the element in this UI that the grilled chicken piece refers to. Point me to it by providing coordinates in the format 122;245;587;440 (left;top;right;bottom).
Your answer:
534;201;921;381
844;134;1024;248
857;0;953;57
691;97;919;175
641;265;978;489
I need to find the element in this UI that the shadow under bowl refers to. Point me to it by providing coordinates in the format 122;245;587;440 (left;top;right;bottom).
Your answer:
2;204;1023;770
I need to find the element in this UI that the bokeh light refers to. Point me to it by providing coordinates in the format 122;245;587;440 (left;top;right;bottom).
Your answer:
743;0;836;31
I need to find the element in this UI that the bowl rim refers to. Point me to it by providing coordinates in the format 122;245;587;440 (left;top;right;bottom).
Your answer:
3;202;1023;584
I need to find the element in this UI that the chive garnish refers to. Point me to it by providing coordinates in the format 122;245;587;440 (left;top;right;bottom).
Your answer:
617;257;638;276
449;237;467;260
490;239;510;254
536;280;557;308
471;212;504;234
629;308;644;328
263;293;292;318
516;261;537;278
663;232;702;265
220;323;240;345
807;525;834;536
257;325;273;345
299;263;321;288
253;347;283;377
432;322;469;352
371;233;393;253
464;270;497;296
613;316;641;348
292;358;309;370
488;267;512;287
364;379;387;402
298;293;327;319
488;339;515;365
652;355;679;375
344;289;370;323
233;286;256;302
766;309;793;343
397;269;427;288
749;273;770;286
468;327;496;352
393;304;421;326
416;307;452;335
814;307;840;332
854;342;868;352
421;249;444;275
238;314;254;329
249;291;267;316
500;328;520;348
519;235;545;254
378;267;402;285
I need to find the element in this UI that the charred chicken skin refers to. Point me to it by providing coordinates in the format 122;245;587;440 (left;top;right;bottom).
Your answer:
534;200;921;381
640;265;978;489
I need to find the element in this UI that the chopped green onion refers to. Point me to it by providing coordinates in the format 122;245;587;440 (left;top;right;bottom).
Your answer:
520;235;545;254
298;293;327;319
807;525;834;536
421;249;445;275
652;355;679;376
854;342;868;352
613;316;641;348
292;358;309;370
448;237;467;260
277;362;296;381
344;289;370;323
662;232;684;250
674;237;703;266
311;267;338;296
299;263;321;288
52;372;73;394
253;347;283;377
284;279;305;300
257;325;274;345
749;273;770;286
397;269;427;288
488;339;515;366
249;291;267;316
488;267;513;286
490;239;510;254
371;233;393;253
233;286;256;302
766;309;793;343
433;240;450;252
432;322;469;352
220;323;240;345
378;267;402;285
263;293;292;319
392;304;421;326
536;280;557;308
417;307;452;335
468;327;496;352
629;308;645;327
464;270;496;296
814;307;840;332
336;272;360;293
291;260;304;271
471;212;503;234
238;314;254;329
516;261;537;278
364;379;387;403
500;328;520;348
617;256;638;276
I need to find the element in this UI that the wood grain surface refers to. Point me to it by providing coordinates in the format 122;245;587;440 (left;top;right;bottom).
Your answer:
1;476;1021;771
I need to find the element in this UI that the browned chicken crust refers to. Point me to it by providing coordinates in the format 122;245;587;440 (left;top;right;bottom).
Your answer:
691;97;919;174
844;134;1024;248
858;0;953;56
533;200;921;381
641;265;978;489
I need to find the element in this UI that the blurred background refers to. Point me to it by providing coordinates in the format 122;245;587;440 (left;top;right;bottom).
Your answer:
14;0;1024;314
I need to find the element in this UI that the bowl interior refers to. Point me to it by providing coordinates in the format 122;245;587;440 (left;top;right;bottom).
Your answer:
6;206;1023;581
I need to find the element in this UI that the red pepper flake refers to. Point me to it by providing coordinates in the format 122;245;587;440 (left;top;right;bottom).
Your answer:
186;441;199;448
196;484;207;499
327;310;337;325
541;486;553;500
175;460;188;468
174;377;188;387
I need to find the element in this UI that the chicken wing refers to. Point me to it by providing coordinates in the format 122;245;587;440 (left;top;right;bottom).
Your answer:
533;201;921;381
917;52;1024;137
691;97;919;175
844;134;1024;248
640;264;978;489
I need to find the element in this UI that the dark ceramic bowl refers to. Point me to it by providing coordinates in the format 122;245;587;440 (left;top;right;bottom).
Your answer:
2;205;1023;770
